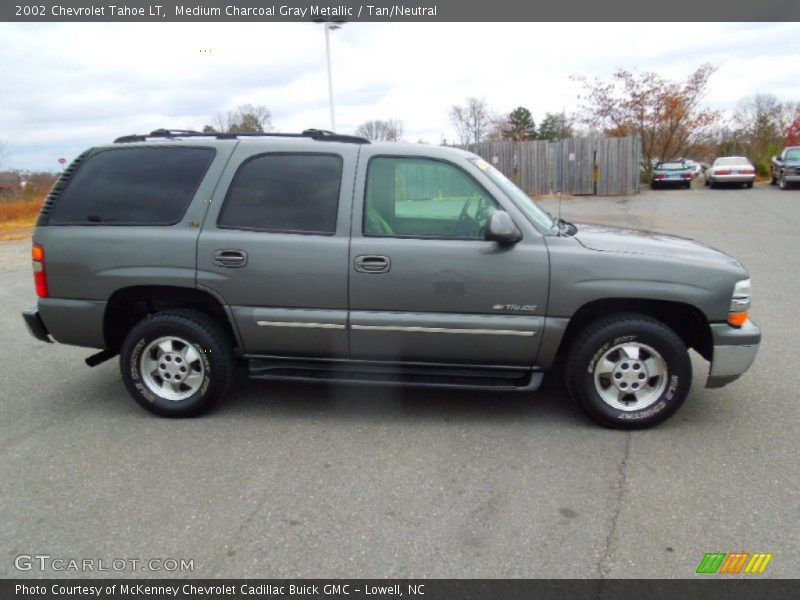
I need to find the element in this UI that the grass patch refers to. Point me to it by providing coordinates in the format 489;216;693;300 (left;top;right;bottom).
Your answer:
0;196;44;241
0;196;44;224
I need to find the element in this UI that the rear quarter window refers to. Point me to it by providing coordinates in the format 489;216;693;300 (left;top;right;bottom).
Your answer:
49;146;215;225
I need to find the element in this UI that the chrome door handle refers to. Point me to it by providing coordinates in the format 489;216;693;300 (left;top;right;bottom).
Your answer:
213;249;247;268
354;255;390;274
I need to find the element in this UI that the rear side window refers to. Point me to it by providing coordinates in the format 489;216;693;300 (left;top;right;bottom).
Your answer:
50;146;215;225
218;153;343;235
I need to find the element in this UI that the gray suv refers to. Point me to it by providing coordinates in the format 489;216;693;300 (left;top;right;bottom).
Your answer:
22;129;760;428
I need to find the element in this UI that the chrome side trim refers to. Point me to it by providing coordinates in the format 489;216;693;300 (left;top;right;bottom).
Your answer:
351;324;535;337
256;321;346;330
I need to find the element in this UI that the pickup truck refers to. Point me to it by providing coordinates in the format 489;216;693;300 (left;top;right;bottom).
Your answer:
22;129;760;428
770;146;800;189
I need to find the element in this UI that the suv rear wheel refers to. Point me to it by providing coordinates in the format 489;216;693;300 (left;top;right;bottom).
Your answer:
565;313;692;429
120;309;234;417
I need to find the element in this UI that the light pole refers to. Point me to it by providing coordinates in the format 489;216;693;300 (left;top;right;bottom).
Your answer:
323;22;342;132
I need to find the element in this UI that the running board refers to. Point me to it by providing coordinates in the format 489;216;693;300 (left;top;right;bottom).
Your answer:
247;358;543;392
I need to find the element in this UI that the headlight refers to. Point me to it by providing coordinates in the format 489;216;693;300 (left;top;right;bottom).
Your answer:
728;278;751;327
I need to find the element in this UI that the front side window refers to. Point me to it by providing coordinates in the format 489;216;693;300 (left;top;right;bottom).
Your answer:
50;146;214;225
364;157;497;239
219;153;343;234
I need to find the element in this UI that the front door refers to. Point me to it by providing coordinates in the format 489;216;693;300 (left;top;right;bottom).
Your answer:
348;150;549;366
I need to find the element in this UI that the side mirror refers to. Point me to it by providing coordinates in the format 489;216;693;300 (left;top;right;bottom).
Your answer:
774;155;782;162
485;211;522;244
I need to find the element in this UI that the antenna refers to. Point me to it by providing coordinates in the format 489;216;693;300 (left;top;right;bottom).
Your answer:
557;106;567;235
557;148;563;235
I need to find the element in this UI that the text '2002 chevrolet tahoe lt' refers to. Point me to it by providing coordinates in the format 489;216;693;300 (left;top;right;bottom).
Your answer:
22;129;760;428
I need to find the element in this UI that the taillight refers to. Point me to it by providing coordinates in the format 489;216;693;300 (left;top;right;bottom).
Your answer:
32;243;48;298
683;173;693;179
654;174;665;180
716;169;732;175
742;168;755;174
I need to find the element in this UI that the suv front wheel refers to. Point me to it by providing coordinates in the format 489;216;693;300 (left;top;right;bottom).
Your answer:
565;313;692;429
120;309;235;417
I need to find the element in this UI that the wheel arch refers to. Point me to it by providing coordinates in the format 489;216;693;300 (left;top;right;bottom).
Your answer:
554;297;713;363
104;285;241;353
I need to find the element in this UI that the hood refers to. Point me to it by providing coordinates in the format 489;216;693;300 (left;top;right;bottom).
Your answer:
574;222;744;270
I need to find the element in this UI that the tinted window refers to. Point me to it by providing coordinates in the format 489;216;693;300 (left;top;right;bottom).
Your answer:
50;146;214;225
219;154;342;234
656;162;686;170
364;157;497;239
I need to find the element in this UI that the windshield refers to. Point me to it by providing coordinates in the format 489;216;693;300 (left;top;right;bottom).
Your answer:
785;148;800;161
470;158;558;232
715;157;749;167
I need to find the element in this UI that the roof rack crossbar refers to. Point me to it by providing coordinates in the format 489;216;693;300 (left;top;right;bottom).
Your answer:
113;128;370;144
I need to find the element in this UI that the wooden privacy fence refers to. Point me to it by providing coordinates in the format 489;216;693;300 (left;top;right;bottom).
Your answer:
461;136;641;196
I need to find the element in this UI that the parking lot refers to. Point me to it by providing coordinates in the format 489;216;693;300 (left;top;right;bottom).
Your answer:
0;183;797;579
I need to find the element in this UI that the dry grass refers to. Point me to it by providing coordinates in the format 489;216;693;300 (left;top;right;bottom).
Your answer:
0;196;44;223
0;195;44;241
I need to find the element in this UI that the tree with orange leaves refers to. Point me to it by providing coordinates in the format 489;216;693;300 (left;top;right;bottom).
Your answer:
574;64;719;180
786;109;800;146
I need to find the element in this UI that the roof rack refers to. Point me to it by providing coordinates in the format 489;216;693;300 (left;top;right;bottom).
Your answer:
113;128;370;145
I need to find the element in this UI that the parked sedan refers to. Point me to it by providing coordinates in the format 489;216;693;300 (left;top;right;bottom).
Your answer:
651;160;694;189
705;157;755;188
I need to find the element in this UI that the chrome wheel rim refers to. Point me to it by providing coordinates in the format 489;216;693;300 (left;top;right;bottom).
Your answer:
140;336;205;401
593;342;668;412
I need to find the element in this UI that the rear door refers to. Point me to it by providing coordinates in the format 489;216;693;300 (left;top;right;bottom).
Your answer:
197;140;357;357
348;147;550;366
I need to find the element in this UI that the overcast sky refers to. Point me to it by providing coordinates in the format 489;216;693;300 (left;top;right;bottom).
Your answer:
1;22;799;171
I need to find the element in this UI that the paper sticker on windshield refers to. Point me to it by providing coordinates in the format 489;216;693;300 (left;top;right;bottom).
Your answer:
475;158;491;171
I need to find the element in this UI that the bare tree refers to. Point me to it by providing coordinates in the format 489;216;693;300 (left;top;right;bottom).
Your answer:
204;104;274;133
733;94;796;157
355;119;404;141
449;97;493;146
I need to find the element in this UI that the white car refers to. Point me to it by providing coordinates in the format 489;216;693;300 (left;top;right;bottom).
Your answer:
705;157;756;188
682;159;704;177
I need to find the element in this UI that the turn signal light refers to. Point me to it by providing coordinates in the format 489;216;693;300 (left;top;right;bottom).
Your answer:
31;244;44;261
728;312;748;327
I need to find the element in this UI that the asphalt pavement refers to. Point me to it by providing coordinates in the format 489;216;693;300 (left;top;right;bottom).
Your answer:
0;182;797;578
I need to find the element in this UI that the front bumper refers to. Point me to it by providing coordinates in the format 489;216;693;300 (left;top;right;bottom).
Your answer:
706;320;760;388
780;173;800;183
22;308;53;343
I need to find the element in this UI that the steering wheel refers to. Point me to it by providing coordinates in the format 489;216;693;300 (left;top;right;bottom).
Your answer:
454;197;478;237
476;205;495;238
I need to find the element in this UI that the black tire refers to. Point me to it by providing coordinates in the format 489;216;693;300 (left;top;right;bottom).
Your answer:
779;175;789;190
704;177;710;187
685;181;691;189
709;179;716;189
565;313;692;429
770;172;777;185
746;181;754;189
120;309;235;417
650;182;658;190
